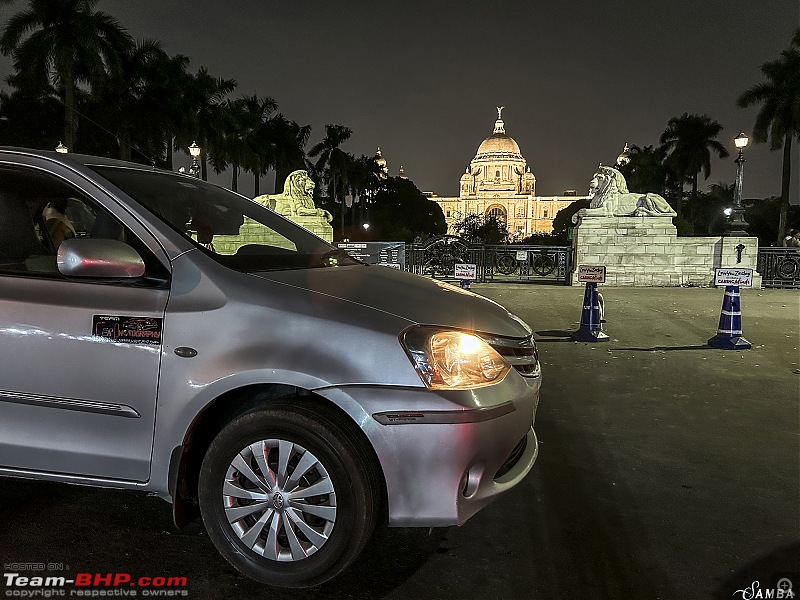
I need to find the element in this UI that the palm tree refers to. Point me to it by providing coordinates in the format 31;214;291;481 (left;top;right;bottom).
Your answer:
659;113;729;220
88;39;169;161
346;155;383;230
179;67;237;180
261;114;311;194
0;0;134;149
619;144;668;197
150;53;193;170
309;124;353;233
738;28;800;244
0;84;62;148
209;97;247;192
209;94;276;192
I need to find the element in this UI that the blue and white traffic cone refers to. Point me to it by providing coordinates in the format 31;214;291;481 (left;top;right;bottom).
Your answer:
708;285;751;349
571;282;609;342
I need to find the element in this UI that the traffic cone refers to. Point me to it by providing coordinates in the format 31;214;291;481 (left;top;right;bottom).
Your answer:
708;285;751;350
571;282;609;342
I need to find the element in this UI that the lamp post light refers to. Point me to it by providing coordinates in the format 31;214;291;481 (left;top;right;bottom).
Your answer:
188;142;201;178
726;132;750;236
55;142;68;154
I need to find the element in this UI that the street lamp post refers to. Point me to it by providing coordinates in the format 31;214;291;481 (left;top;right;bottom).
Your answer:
188;142;201;178
726;132;749;236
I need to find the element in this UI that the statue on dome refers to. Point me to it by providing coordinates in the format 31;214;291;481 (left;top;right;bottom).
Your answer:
581;165;676;217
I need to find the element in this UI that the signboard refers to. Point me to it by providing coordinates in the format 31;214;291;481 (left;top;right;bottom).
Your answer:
454;263;477;280
714;268;753;287
577;265;606;283
515;250;528;261
337;242;406;269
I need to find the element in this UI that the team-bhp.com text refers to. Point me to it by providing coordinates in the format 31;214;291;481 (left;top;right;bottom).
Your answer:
3;573;188;598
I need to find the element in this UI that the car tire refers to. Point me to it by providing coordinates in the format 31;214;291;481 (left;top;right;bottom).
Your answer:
198;400;380;588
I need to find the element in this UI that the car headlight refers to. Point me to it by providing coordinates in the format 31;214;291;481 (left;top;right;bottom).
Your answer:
401;326;511;389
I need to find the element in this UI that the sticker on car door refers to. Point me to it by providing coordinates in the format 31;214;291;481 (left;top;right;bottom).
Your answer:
93;315;163;345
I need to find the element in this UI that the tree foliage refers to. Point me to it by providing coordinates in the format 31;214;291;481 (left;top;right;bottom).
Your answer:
0;0;133;148
659;113;729;219
366;177;446;242
618;145;667;198
452;213;509;245
738;27;800;243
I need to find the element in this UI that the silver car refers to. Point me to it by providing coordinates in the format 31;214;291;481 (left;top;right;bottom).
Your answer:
0;148;541;587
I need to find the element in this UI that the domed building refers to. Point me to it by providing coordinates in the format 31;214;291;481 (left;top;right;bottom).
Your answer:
430;108;584;238
374;147;388;179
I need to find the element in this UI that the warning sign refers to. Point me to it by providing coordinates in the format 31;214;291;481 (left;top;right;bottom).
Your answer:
714;268;753;287
454;263;477;280
577;265;606;283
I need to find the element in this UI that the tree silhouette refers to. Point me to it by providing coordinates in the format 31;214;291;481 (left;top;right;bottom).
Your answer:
659;113;729;220
0;0;133;149
738;28;800;244
309;124;353;234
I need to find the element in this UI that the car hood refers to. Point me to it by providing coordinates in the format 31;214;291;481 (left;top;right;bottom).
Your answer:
252;265;531;338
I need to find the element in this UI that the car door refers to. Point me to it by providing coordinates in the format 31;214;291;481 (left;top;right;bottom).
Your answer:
0;162;170;482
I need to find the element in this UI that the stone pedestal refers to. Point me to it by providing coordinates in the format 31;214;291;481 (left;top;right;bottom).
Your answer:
211;214;333;255
290;214;333;243
571;214;761;288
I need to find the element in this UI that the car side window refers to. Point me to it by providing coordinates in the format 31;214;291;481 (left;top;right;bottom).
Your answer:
0;165;167;284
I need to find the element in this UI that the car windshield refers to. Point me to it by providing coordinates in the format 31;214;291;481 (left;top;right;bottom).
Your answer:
89;166;359;272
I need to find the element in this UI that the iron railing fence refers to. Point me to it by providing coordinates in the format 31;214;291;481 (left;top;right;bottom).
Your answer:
757;248;800;289
404;235;572;284
482;245;572;284
401;238;798;289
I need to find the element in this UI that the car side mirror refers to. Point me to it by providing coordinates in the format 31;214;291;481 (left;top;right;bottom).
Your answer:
57;238;146;278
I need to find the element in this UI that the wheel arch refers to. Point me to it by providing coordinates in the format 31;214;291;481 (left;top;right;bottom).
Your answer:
168;383;387;528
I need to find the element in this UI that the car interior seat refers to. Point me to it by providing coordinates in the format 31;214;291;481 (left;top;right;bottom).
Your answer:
0;192;56;272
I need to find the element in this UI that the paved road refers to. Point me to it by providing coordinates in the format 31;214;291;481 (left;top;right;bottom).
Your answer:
1;285;797;600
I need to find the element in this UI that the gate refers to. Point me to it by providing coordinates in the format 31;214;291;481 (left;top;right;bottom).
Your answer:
483;245;572;284
406;235;486;281
757;248;800;289
405;236;572;284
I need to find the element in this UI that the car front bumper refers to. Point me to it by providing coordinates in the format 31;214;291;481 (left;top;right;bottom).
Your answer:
316;370;540;527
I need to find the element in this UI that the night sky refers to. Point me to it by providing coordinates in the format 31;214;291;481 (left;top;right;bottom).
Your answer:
1;0;798;201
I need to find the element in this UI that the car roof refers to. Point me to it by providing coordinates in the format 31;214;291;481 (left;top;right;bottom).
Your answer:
0;146;168;172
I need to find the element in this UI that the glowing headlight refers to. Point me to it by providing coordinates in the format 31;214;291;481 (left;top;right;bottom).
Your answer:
401;327;511;389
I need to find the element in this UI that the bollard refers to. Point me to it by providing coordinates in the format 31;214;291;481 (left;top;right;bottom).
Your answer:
571;282;609;342
708;285;751;349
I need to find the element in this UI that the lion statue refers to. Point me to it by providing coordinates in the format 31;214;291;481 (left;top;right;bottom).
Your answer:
581;165;676;217
254;170;332;223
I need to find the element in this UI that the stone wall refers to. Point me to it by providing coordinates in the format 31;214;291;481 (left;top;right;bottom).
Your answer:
211;213;333;255
571;215;762;288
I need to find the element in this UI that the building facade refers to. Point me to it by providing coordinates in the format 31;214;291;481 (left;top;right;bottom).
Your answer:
428;109;584;238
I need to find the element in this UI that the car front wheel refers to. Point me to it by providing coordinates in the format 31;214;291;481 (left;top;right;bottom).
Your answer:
198;401;380;587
